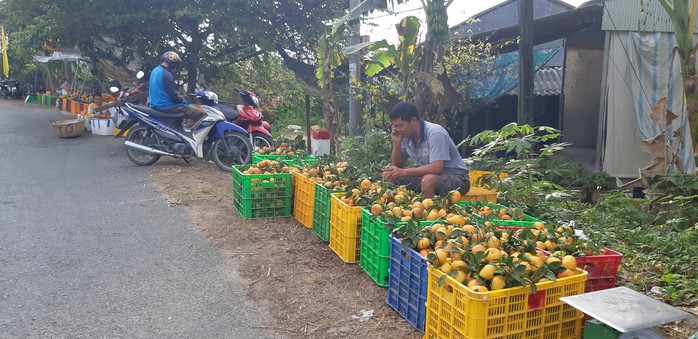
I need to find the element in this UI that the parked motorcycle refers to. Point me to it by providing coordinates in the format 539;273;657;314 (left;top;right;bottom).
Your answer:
226;89;273;150
0;78;22;99
99;74;252;172
194;88;272;150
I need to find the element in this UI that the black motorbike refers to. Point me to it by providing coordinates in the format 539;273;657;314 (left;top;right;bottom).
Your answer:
0;78;21;99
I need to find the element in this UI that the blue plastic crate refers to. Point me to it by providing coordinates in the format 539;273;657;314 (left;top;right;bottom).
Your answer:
387;236;428;332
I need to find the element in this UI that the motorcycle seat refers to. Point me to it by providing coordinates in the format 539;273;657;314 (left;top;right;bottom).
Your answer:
129;104;186;118
218;103;239;121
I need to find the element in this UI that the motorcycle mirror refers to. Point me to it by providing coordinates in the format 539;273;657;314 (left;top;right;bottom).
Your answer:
136;71;145;79
110;86;120;93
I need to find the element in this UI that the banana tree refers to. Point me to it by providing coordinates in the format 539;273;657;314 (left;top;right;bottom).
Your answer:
343;16;423;101
658;0;698;167
316;26;344;153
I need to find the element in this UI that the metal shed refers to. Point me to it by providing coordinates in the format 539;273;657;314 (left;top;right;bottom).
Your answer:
598;0;696;176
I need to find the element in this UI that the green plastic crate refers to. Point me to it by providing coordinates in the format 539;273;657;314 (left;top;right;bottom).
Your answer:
312;183;343;242
232;166;292;219
283;156;317;166
252;153;316;165
457;201;542;227
359;209;438;287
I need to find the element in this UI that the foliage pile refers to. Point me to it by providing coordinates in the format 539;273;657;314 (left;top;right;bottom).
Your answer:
466;123;698;305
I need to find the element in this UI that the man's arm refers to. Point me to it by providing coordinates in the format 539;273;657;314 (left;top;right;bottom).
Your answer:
162;70;183;104
390;127;407;167
391;140;406;168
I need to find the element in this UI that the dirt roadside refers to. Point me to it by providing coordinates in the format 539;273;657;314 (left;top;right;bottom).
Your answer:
149;157;420;338
149;157;697;339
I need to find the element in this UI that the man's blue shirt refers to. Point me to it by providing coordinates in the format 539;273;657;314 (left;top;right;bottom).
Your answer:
148;65;189;110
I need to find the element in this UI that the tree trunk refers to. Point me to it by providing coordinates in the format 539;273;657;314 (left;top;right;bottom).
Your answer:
322;67;339;154
685;54;698;165
186;62;198;98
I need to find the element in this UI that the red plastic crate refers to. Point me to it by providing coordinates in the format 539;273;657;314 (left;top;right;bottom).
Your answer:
575;248;623;293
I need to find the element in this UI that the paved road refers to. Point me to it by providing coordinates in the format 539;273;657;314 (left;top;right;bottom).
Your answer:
0;101;279;338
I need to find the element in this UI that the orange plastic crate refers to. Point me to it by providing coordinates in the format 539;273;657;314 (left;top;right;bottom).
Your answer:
424;266;586;339
328;193;362;263
292;172;315;228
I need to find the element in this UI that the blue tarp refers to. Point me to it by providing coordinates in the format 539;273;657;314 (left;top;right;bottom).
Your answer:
450;47;562;104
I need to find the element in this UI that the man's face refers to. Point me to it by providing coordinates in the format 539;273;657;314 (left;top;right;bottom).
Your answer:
391;117;418;138
94;96;103;105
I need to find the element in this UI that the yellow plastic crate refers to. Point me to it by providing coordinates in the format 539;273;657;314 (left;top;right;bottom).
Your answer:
424;266;586;339
469;170;507;189
292;171;315;228
460;187;498;203
329;193;362;263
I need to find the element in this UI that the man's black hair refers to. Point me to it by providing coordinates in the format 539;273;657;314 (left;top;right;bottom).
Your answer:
389;101;420;121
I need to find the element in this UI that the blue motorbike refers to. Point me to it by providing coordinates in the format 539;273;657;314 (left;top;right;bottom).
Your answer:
111;89;252;172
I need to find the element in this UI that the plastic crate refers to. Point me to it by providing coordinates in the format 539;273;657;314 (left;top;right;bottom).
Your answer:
469;170;507;188
252;153;317;165
312;183;339;242
458;201;542;228
329;193;362;263
576;248;623;293
460;187;498;203
283;156;317;166
292;172;315;228
387;236;429;332
359;209;394;287
424;266;586;339
359;210;438;287
232;166;292;219
252;154;284;163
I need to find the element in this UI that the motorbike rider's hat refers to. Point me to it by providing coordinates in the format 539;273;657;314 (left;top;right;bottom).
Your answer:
161;51;182;70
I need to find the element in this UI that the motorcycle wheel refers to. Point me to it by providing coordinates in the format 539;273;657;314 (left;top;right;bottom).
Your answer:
252;132;273;150
125;124;162;166
212;131;252;171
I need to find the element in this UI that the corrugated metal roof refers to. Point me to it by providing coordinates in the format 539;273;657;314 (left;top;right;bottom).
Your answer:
508;67;563;96
451;0;574;36
602;0;698;32
451;0;572;67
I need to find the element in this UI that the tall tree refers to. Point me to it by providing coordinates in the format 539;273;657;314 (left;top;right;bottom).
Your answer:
1;0;345;90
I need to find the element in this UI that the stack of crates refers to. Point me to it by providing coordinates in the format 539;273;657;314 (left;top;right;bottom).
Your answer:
232;166;292;219
328;193;362;263
460;187;498;203
469;170;507;189
292;172;315;228
459;170;507;203
424;266;587;338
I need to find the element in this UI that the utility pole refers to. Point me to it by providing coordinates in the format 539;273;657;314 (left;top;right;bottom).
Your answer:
348;0;363;136
518;0;534;125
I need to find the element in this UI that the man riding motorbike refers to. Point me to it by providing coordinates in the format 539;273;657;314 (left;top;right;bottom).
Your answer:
148;51;206;131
